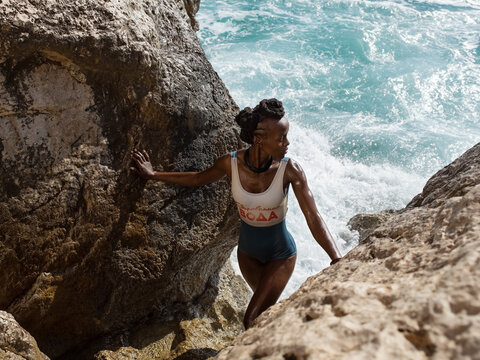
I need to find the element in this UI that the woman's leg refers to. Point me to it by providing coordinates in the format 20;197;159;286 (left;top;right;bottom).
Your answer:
242;254;296;329
237;248;265;292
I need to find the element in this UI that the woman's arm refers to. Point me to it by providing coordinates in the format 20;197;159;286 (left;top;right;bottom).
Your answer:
130;149;229;187
287;159;342;265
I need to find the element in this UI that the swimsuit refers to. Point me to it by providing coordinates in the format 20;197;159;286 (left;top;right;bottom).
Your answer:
231;151;297;263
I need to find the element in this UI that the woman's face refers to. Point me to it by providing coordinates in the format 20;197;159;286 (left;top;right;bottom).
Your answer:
258;117;290;160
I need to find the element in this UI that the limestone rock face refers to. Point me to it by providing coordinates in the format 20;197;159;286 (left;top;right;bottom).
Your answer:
0;0;246;358
0;311;49;360
216;143;480;360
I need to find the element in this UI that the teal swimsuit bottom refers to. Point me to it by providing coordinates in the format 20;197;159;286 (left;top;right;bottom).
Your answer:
238;219;297;263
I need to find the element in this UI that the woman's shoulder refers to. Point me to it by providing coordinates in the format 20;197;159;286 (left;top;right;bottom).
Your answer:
285;157;307;182
284;156;301;168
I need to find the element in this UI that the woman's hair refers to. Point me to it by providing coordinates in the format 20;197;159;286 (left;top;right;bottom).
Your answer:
234;98;285;144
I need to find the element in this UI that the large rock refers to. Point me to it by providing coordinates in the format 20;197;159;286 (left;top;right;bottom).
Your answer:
71;260;250;360
0;311;49;360
216;143;480;359
0;0;247;358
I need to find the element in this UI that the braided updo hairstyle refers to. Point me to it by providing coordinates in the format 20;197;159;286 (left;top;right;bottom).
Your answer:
234;98;285;144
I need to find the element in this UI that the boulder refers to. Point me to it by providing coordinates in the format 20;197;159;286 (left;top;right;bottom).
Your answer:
0;0;247;358
216;143;480;359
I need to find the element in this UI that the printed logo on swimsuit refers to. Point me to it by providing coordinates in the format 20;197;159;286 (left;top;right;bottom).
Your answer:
237;203;280;222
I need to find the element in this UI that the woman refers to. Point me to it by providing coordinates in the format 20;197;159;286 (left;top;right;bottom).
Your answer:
130;98;342;329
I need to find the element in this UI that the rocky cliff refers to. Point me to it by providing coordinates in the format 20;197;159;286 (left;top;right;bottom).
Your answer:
216;143;480;360
0;0;250;358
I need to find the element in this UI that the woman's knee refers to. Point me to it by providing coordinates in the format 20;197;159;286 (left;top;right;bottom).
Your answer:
243;298;272;329
243;282;282;329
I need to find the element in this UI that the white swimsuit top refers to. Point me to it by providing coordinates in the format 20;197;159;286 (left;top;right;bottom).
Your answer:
231;151;289;227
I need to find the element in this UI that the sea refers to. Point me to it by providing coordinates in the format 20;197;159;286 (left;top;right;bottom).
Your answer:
196;0;480;298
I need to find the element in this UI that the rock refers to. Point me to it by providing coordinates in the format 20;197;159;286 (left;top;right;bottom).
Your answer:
182;0;201;31
216;142;480;360
66;260;251;360
0;311;49;360
406;144;480;209
347;210;398;243
0;0;246;358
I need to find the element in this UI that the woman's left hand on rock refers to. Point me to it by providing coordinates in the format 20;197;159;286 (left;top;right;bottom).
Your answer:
130;149;155;180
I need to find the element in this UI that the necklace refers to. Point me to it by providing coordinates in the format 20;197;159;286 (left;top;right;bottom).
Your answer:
244;147;273;173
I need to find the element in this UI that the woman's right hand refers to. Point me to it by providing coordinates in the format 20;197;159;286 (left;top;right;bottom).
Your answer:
130;149;155;180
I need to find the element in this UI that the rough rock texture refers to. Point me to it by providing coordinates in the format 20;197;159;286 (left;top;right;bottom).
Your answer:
0;311;49;360
73;260;250;360
182;0;201;31
0;0;248;358
216;143;480;360
347;210;398;243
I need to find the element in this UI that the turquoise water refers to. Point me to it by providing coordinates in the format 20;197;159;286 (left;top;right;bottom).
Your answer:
196;0;480;297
